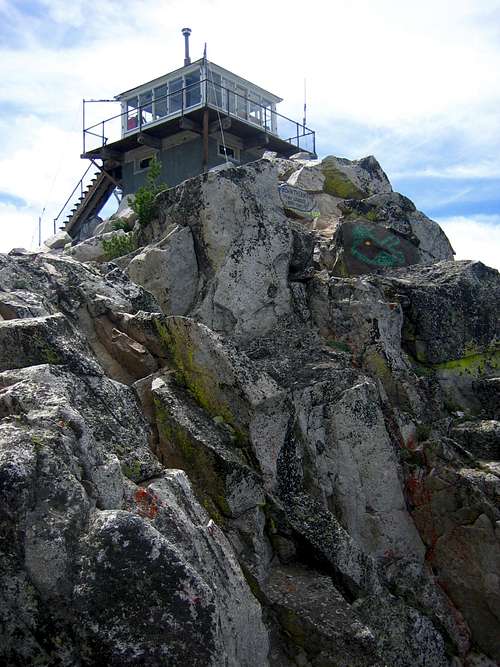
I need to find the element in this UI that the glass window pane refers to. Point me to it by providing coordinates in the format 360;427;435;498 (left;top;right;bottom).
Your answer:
208;70;222;107
222;78;236;113
126;96;138;130
154;84;168;119
169;77;183;113
139;90;153;125
261;98;272;131
185;69;201;108
236;85;247;119
248;91;261;125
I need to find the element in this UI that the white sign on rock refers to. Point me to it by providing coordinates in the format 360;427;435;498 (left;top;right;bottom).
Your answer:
278;183;315;214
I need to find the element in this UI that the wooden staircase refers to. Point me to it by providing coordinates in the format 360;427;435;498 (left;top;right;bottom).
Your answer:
64;170;117;235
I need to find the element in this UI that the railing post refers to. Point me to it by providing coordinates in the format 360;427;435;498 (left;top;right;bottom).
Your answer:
102;121;105;148
313;131;316;157
296;122;299;148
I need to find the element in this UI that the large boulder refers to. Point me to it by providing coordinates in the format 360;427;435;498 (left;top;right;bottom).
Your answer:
43;230;72;251
64;229;133;263
0;361;268;666
320;155;393;198
381;260;500;411
152;315;289;490
138;160;294;338
408;437;500;661
127;225;199;316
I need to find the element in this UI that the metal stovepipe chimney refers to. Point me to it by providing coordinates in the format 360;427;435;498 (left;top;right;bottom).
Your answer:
182;28;192;66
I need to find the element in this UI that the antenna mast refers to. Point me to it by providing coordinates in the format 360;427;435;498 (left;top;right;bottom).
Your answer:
303;78;307;129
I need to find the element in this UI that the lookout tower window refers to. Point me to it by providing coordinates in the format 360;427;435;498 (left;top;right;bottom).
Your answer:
127;97;139;130
169;77;183;113
154;84;169;119
208;71;223;107
135;156;155;173
222;78;236;113
185;71;201;107
218;144;239;161
248;91;261;125
139;91;153;125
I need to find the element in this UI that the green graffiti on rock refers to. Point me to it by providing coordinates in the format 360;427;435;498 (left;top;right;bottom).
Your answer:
351;224;406;268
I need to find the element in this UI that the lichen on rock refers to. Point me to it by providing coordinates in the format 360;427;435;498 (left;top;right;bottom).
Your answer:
1;153;499;666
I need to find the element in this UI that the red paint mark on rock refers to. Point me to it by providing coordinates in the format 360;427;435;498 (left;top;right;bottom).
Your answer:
134;487;159;519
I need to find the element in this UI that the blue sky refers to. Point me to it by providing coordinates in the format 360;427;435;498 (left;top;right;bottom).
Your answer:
0;0;499;268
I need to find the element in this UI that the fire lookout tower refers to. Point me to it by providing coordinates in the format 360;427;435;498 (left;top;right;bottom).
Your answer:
57;29;316;240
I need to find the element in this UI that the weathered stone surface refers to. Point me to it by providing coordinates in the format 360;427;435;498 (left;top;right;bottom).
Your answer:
474;377;500;419
139;160;294;338
43;230;72;250
339;191;454;264
64;229;128;263
0;361;268;665
287;159;324;191
450;420;500;461
2;151;499;665
264;564;381;666
0;289;50;319
353;592;450;667
155;315;289;489
75;471;268;667
289;219;315;279
321;155;393;198
0;313;93;371
408;437;500;660
151;367;274;587
318;379;425;560
381;260;500;412
382;261;499;366
127;225;199;316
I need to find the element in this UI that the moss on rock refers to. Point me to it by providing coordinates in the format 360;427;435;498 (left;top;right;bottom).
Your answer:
154;396;231;523
321;160;367;199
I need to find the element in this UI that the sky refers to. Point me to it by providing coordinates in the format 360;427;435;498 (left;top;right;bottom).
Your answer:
0;0;499;269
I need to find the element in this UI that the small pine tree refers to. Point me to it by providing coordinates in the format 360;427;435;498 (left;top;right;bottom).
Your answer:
131;156;167;226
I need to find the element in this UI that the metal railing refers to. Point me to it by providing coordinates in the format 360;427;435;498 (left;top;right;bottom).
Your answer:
52;162;95;233
83;79;316;155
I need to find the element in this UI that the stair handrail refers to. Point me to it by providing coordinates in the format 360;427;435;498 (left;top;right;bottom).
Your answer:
52;162;95;233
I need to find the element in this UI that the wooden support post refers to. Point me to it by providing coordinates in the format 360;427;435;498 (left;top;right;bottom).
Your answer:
202;108;209;172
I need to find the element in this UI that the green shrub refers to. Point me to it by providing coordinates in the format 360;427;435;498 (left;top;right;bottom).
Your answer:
102;233;137;260
326;339;352;353
131;156;167;226
111;219;129;232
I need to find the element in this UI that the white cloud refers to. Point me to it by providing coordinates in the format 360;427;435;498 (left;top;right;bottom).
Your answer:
0;202;41;252
437;214;500;270
392;162;500;180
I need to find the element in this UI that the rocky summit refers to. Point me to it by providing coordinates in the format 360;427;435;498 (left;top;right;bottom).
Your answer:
1;154;499;667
